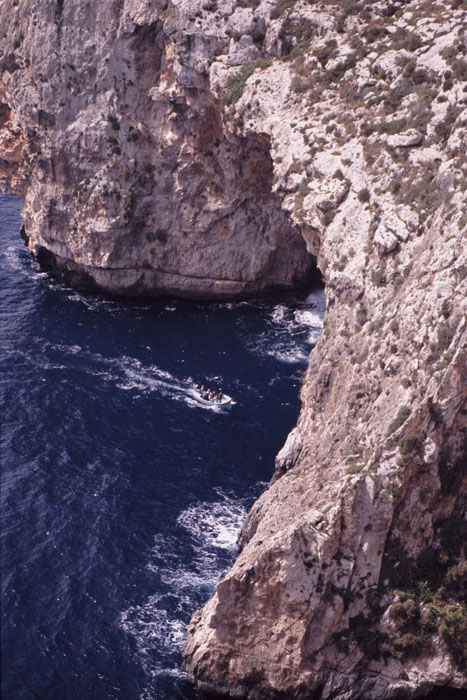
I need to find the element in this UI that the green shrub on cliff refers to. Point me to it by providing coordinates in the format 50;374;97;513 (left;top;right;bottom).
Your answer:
388;560;467;667
270;0;296;20
387;406;411;435
399;433;424;458
224;65;256;104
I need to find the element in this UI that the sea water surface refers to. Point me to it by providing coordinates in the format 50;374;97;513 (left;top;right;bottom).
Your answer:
0;189;325;700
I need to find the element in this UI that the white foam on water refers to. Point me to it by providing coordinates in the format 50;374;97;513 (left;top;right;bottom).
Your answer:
294;306;323;327
120;488;252;688
302;288;326;315
64;291;123;313
266;346;309;364
113;358;204;407
87;368;116;382
120;590;191;686
249;289;326;364
213;300;255;311
49;342;82;355
116;361;177;395
16;339;221;412
296;288;326;344
1;246;42;279
93;355;190;403
177;492;246;551
270;303;289;324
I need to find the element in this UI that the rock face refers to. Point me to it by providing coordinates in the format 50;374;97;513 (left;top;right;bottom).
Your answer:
0;0;313;298
2;0;467;698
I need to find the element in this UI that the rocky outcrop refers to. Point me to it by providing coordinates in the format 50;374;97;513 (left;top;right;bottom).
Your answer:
180;1;467;698
1;0;466;698
0;0;313;298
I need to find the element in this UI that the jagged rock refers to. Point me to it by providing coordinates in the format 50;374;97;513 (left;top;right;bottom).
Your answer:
372;49;409;80
1;1;466;699
378;205;419;244
387;129;424;148
374;226;398;254
228;35;260;66
0;0;313;299
312;177;350;213
272;426;303;482
181;2;467;697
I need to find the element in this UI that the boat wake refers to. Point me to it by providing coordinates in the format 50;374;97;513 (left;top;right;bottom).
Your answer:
20;338;233;410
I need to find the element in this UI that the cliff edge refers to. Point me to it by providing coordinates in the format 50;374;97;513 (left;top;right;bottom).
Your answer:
1;1;466;698
0;0;313;298
176;1;465;698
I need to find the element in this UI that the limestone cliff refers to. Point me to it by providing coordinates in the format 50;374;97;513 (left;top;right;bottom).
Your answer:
1;1;466;699
0;0;312;298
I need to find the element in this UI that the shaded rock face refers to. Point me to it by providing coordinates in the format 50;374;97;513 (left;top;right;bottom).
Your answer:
2;0;467;699
0;0;313;298
180;0;467;698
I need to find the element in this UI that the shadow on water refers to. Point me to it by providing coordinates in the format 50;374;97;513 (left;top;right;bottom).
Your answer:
0;189;458;700
1;190;328;700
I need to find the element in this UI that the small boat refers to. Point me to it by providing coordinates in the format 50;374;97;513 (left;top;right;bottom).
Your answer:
193;390;232;406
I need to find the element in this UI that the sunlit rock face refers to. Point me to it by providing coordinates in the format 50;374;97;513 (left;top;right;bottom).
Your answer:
0;0;313;298
182;0;466;698
1;0;466;698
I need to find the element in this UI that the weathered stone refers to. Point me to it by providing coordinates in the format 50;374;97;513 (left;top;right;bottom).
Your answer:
181;2;467;698
387;129;424;148
228;35;260;66
1;1;466;699
0;0;313;299
312;177;350;213
374;225;398;254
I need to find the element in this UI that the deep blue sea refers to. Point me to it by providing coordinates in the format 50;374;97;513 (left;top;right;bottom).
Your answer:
0;189;325;700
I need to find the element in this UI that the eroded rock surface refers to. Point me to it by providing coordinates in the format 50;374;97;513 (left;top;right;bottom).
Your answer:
180;1;467;698
1;0;466;698
0;0;312;298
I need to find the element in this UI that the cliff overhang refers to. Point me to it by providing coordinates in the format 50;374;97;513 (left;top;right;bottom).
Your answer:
1;0;466;698
0;0;315;299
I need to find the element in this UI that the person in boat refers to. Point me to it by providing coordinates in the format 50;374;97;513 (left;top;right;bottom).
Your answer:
199;387;225;402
